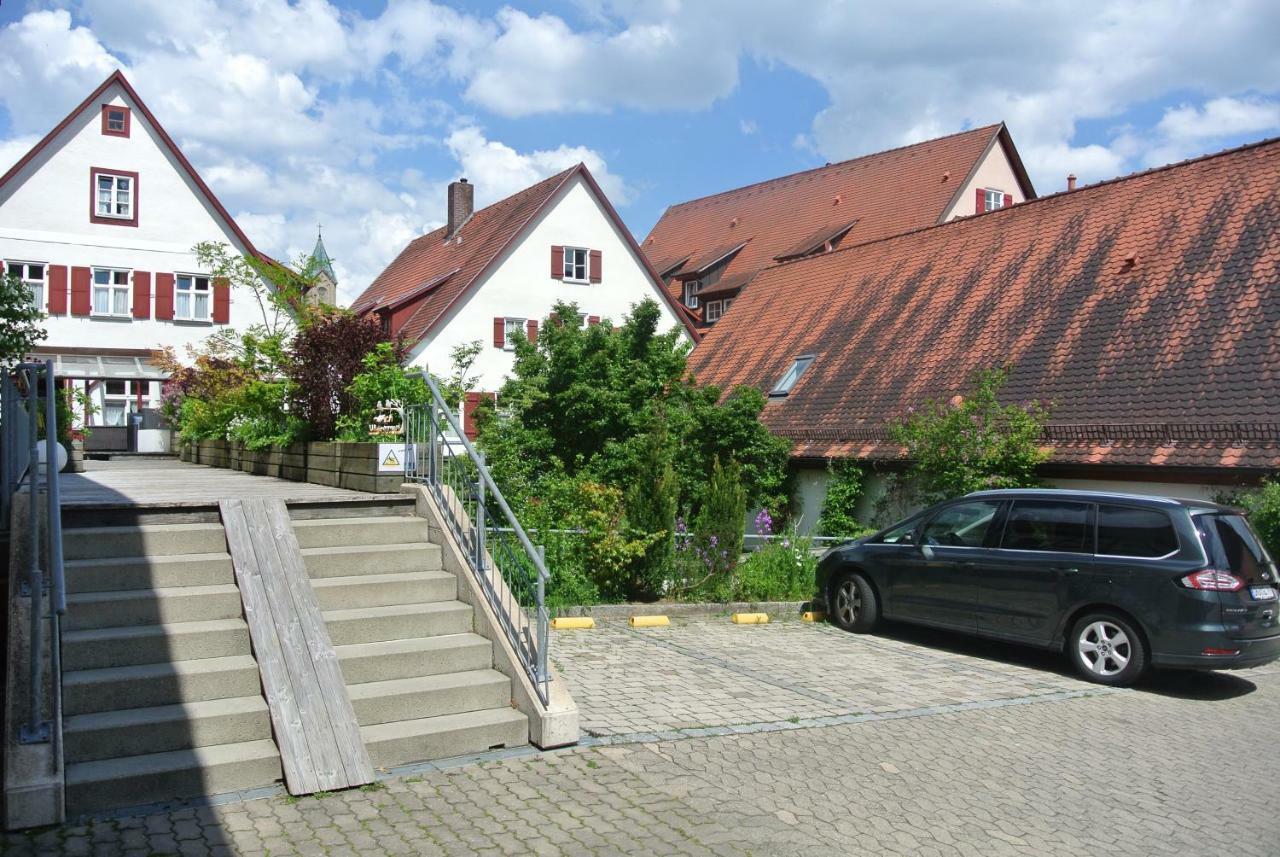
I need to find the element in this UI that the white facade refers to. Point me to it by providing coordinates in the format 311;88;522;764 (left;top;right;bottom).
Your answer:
0;75;269;442
940;139;1029;221
408;173;689;391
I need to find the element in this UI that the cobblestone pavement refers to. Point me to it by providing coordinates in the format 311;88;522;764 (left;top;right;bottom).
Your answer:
6;618;1279;856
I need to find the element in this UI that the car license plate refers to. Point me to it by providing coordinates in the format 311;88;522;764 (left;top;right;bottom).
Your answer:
1249;585;1278;601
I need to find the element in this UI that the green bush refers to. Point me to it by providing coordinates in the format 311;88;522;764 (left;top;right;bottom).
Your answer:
335;343;429;442
817;460;872;539
672;456;746;599
735;532;816;601
1238;478;1280;560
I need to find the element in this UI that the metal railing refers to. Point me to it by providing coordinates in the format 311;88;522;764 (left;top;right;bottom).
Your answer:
402;375;550;705
2;360;67;751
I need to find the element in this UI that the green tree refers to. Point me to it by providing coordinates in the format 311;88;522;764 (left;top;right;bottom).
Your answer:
676;456;747;597
1238;478;1280;561
193;241;323;336
889;366;1049;506
623;410;679;600
0;272;46;367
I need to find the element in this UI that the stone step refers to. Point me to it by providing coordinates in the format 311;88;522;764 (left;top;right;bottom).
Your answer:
349;670;511;727
64;696;272;764
65;584;243;630
63;655;262;716
323;602;473;646
302;543;442;579
65;739;282;817
63;523;228;561
62;618;251;671
65;552;234;594
361;707;528;770
312;571;456;610
337;634;494;685
291;516;429;549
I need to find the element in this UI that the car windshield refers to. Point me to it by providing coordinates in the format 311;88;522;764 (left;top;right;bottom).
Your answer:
1197;513;1273;582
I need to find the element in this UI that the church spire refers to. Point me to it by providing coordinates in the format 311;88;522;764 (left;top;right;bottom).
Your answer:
311;224;336;284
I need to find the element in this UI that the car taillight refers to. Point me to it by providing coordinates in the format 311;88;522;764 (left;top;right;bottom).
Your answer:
1181;569;1245;591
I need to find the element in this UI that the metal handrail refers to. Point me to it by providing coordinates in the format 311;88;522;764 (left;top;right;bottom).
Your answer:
2;360;67;752
402;373;550;704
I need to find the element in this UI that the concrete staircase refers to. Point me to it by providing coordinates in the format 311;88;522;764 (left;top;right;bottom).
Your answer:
60;519;280;816
296;508;528;770
55;499;528;815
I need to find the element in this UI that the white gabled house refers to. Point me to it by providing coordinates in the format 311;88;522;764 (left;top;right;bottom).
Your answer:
351;165;695;435
0;71;275;451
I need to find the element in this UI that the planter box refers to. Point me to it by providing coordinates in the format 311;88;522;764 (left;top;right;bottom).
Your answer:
185;439;403;494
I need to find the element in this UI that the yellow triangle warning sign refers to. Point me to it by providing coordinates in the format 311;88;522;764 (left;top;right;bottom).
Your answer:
381;449;401;468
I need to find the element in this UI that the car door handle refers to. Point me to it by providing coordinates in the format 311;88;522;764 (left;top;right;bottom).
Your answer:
1054;566;1080;575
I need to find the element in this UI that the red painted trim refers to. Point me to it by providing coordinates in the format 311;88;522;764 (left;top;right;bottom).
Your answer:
47;265;68;314
70;267;91;316
100;104;130;138
0;71;271;264
132;271;151;319
89;166;139;227
493;317;506;348
526;319;538;343
154;272;175;320
589;249;602;283
212;276;231;324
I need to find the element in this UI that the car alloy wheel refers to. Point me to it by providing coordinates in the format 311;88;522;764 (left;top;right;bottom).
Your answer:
1077;620;1132;677
834;578;862;627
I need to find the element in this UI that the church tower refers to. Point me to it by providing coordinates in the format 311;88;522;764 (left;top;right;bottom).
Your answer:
306;226;338;306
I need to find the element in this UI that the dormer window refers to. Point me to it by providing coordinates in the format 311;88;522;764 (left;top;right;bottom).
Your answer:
981;188;1011;212
683;279;702;308
101;104;130;137
769;354;815;397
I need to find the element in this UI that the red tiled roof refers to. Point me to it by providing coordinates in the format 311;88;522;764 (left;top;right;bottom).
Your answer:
687;137;1280;472
352;164;696;345
643;124;1031;312
0;71;270;264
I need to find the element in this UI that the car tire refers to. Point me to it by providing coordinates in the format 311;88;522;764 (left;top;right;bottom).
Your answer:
1069;612;1148;686
830;571;879;633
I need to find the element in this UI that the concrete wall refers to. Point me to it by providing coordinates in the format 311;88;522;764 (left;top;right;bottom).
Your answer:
940;140;1028;221
408;173;688;391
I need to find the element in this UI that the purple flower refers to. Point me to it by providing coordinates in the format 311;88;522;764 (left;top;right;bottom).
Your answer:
709;535;718;548
754;508;774;535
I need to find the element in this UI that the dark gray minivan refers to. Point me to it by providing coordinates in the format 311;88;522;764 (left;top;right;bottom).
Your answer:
814;489;1280;686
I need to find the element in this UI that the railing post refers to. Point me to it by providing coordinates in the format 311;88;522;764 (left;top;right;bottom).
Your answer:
474;451;486;574
536;544;548;684
2;372;12;524
428;402;438;485
21;364;49;744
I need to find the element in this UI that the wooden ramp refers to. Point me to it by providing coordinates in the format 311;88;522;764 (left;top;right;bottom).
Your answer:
220;498;374;794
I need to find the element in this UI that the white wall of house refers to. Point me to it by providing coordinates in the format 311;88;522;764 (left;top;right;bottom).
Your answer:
0;81;269;429
408;173;688;391
940;141;1028;221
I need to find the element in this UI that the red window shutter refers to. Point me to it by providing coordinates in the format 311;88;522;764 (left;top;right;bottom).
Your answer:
493;317;506;348
976;188;986;213
1003;192;1012;209
589;249;602;283
70;266;91;316
212;276;231;324
154;272;175;320
587;315;600;326
551;245;564;280
47;265;68;314
132;271;151;319
526;319;538;343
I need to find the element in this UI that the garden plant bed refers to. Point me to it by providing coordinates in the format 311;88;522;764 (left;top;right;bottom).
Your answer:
180;438;406;493
553;600;811;619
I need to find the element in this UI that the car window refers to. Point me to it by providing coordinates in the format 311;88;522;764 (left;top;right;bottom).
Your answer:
1096;505;1178;557
1001;500;1091;553
1198;513;1271;578
877;519;917;544
919;501;1001;548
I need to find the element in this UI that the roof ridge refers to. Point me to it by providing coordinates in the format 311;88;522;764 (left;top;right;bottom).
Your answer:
762;133;1280;274
662;124;1002;214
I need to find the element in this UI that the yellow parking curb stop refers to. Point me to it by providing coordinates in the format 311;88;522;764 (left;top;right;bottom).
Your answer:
802;611;826;623
731;612;769;624
629;615;670;628
551;617;595;630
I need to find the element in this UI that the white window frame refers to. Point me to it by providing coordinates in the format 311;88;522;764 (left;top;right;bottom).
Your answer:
770;354;815;397
92;267;132;318
95;171;134;220
983;188;1006;212
503;317;527;351
102;380;145;427
6;261;45;308
704;299;724;322
175;273;213;322
683;279;702;309
563;247;589;283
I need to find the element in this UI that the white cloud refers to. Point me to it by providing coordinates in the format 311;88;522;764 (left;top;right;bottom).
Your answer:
1156;96;1280;143
739;119;758;136
445;125;630;205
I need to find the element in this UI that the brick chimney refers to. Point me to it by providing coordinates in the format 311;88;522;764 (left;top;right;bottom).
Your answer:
1066;174;1077;192
447;178;474;238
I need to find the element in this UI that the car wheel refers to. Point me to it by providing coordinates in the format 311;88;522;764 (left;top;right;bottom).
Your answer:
1069;613;1148;686
830;571;879;633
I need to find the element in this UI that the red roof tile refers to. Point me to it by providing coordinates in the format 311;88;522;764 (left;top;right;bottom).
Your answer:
352;164;695;344
687;137;1280;472
643;124;1030;315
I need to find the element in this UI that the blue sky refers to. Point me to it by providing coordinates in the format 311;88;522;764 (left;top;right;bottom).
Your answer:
2;1;1278;302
